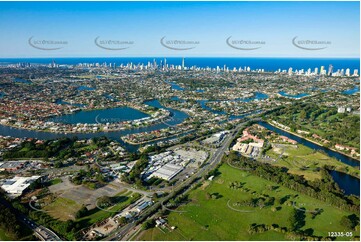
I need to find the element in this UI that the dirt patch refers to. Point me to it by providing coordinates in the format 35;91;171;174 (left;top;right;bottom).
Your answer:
200;181;210;190
216;179;224;184
272;147;289;156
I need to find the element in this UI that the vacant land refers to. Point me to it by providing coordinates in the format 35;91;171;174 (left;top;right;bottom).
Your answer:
37;186;142;236
140;163;359;241
43;197;82;221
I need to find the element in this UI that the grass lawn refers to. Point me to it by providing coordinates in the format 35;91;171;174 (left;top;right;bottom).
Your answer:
137;226;186;241
265;144;360;180
48;178;63;186
43;197;82;221
77;144;98;152
0;228;14;241
114;189;128;196
19;147;30;152
140;163;359;241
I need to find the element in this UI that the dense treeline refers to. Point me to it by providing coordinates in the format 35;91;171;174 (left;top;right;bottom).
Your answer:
226;151;360;212
121;154;148;187
267;102;360;149
0;191;36;241
247;222;328;241
0;204;23;239
3;137;79;159
71;165;106;189
3;136;114;160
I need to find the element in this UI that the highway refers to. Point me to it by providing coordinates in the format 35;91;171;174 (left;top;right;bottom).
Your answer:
104;119;251;241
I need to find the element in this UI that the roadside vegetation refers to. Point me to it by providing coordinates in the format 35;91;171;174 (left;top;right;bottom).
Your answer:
139;156;360;241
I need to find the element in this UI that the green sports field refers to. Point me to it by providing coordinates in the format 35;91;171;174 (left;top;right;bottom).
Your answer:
139;163;359;241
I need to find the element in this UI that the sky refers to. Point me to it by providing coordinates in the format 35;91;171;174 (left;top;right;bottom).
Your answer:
0;1;359;58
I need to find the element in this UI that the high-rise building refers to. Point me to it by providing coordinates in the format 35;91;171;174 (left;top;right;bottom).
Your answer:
340;69;344;76
327;64;333;76
353;69;359;76
288;67;293;76
320;66;325;75
181;58;185;70
314;67;318;75
345;68;350;76
51;60;57;68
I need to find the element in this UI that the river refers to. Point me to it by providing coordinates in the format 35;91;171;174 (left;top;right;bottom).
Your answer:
0;98;359;195
258;121;359;196
0;99;189;153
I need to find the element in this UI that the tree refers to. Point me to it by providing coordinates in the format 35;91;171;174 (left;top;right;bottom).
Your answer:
96;173;105;182
98;196;112;207
28;179;42;190
288;208;306;232
142;219;155;230
340;214;359;230
117;216;127;226
75;206;88;219
54;161;63;168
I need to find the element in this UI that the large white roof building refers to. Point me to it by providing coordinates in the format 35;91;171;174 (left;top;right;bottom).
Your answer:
1;176;41;197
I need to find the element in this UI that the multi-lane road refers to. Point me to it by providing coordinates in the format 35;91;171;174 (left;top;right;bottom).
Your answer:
104;120;251;241
1;119;253;242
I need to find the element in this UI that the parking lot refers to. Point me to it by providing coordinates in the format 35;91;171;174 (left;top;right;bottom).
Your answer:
49;177;128;209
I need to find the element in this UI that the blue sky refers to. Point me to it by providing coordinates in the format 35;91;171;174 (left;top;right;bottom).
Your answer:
0;1;359;58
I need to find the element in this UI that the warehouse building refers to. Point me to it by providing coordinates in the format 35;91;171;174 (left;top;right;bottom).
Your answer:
0;176;41;197
149;163;183;181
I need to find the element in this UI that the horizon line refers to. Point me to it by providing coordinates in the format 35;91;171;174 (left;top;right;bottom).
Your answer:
0;56;360;60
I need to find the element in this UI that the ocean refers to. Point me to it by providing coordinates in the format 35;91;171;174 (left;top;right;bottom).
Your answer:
0;57;359;72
